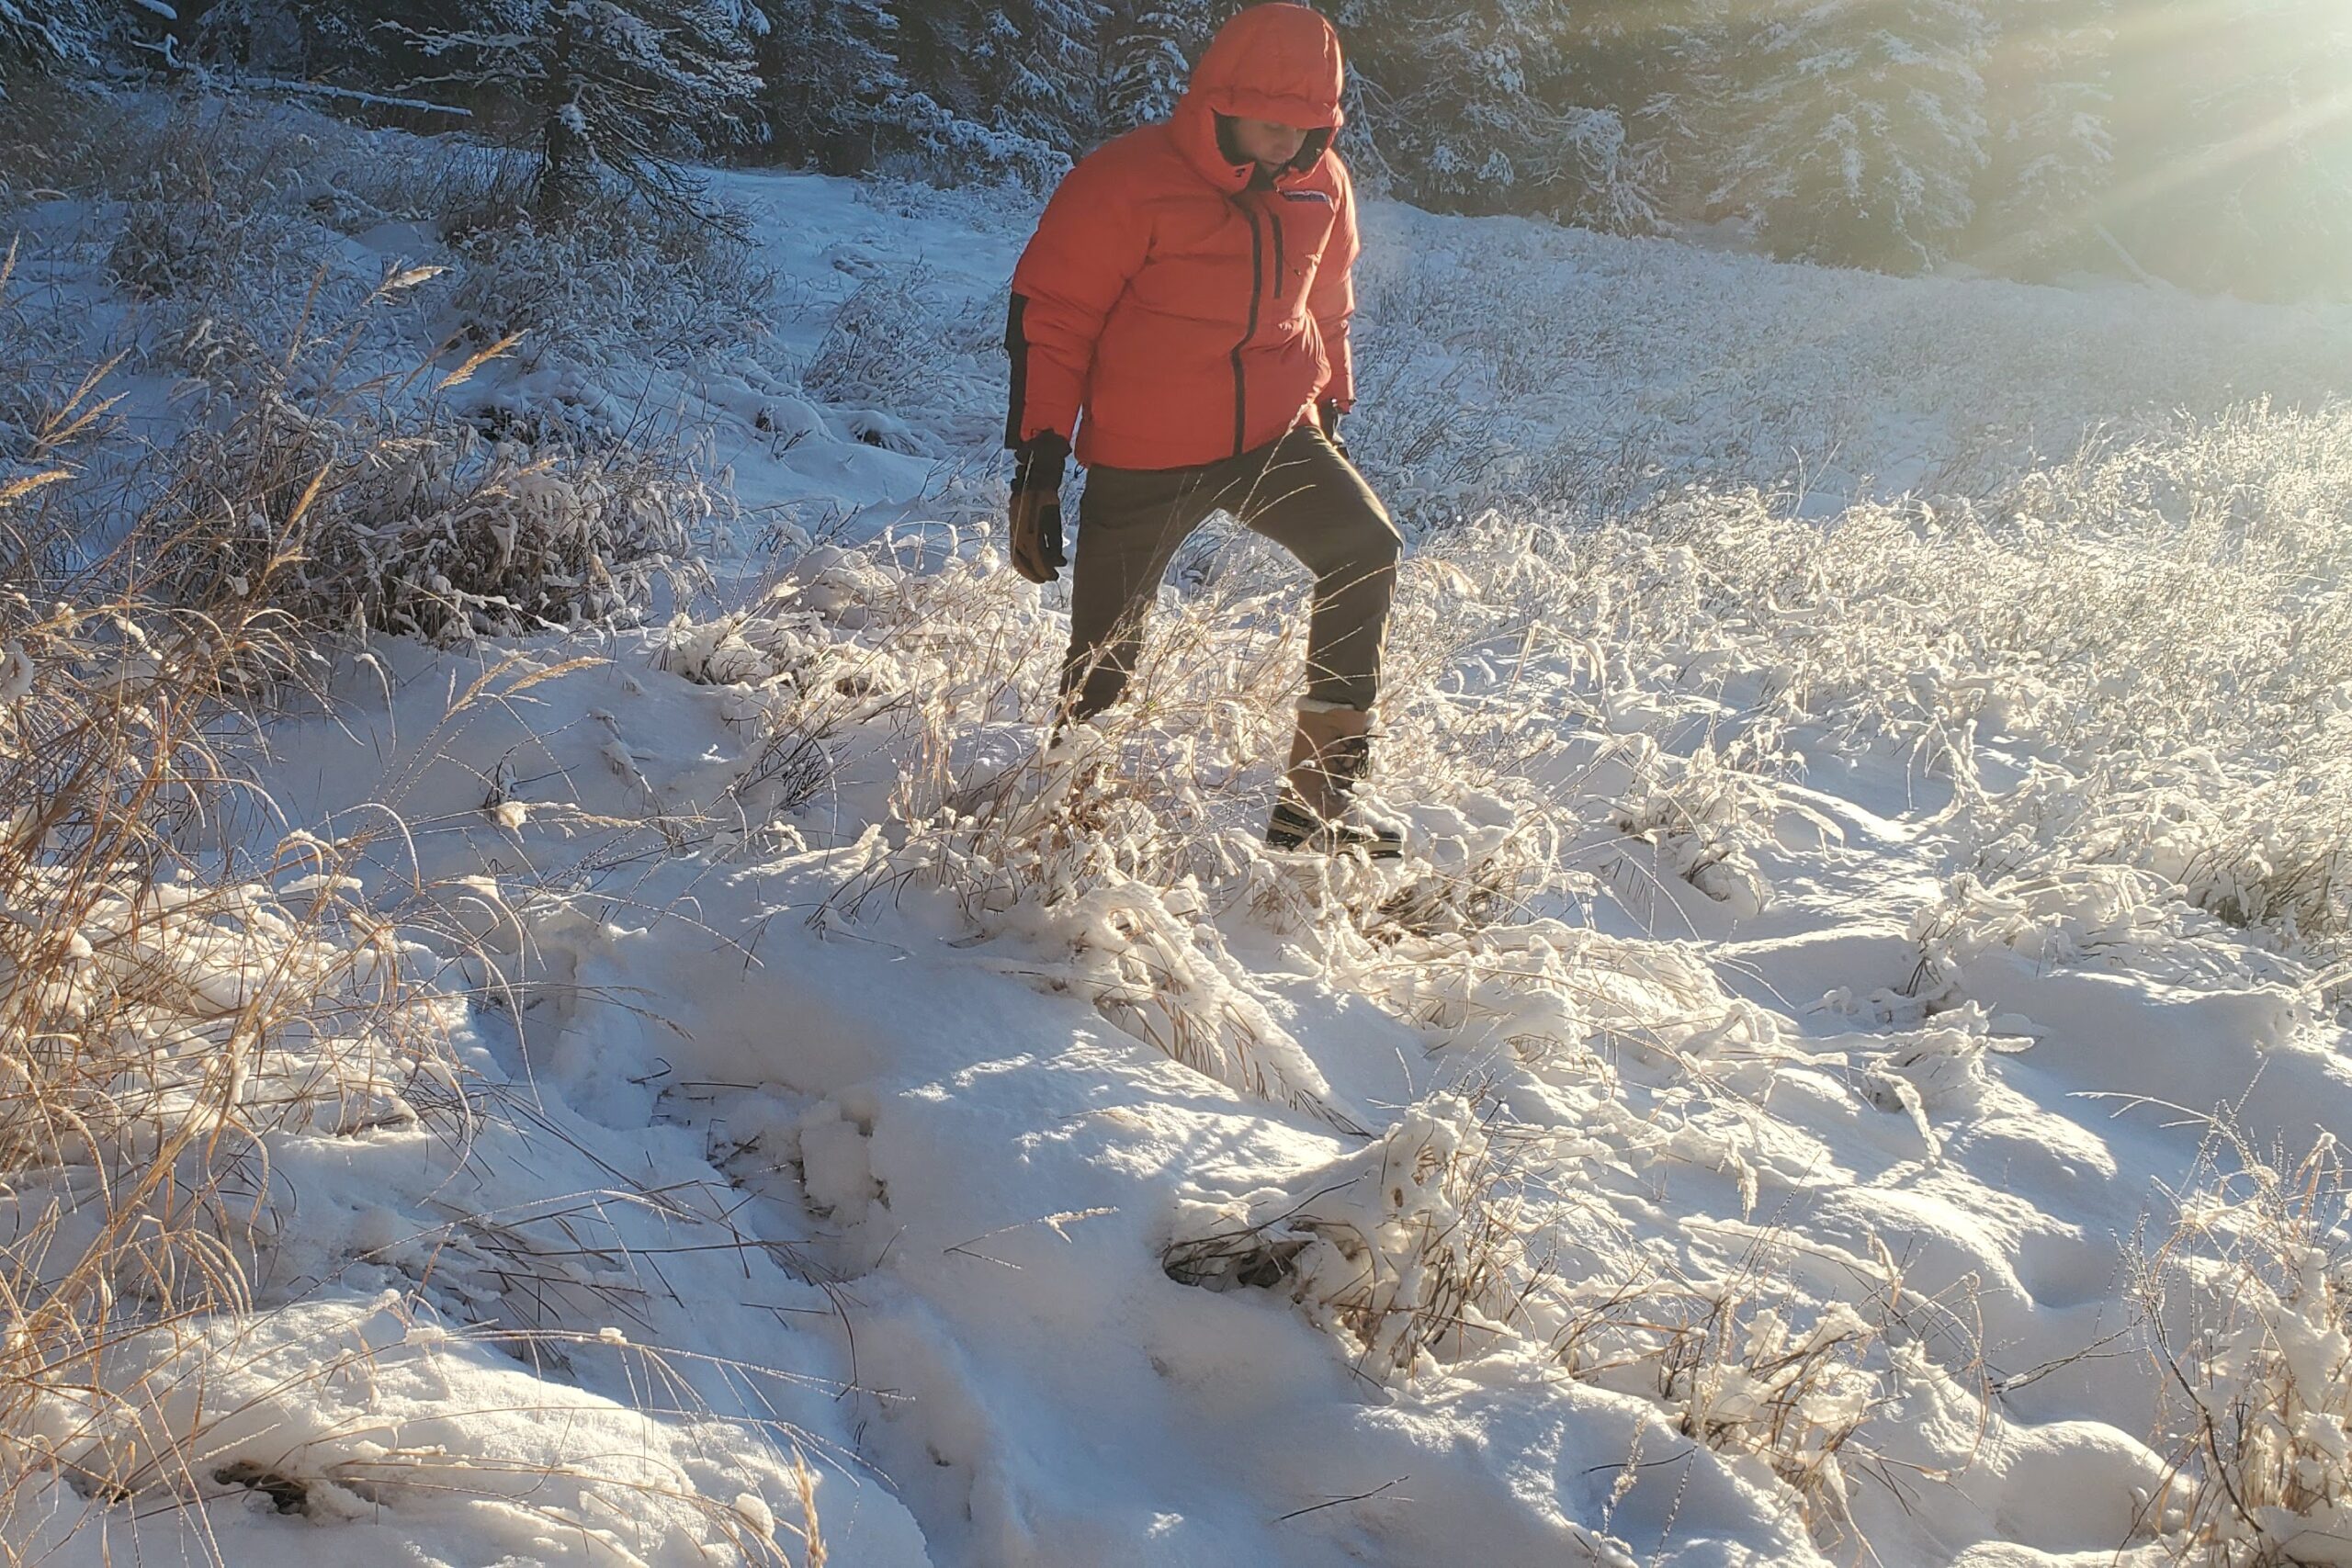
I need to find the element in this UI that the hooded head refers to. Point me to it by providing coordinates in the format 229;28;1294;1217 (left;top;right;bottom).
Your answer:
1173;4;1346;188
1188;3;1347;132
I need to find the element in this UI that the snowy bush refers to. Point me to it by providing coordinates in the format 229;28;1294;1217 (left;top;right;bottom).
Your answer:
151;389;711;640
1165;1098;1529;1374
446;192;778;374
0;72;123;203
85;99;426;385
1648;1285;1883;1522
1161;1090;1888;1517
1611;738;1794;918
800;266;957;411
0;239;98;494
1370;401;2352;959
2141;1131;2352;1565
51;1296;827;1563
98;100;320;300
644;502;1925;1528
657;521;1591;1129
0;413;847;1558
792;263;1006;459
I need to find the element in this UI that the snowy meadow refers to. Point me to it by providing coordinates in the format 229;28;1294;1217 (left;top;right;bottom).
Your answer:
4;89;2352;1568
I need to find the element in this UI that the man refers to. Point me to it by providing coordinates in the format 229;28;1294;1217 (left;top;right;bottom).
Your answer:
1002;1;1405;858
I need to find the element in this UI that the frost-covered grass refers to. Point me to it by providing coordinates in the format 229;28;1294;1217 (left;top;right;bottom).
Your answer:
643;512;1940;1532
149;379;716;641
2142;1128;2352;1566
642;377;2352;1559
0;490;841;1561
0;509;428;1524
0;165;858;1562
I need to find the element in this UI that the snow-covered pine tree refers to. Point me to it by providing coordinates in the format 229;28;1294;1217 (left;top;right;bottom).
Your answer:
1718;0;1992;271
183;0;403;85
884;0;1102;186
1099;0;1208;131
984;0;1105;151
0;0;141;89
1975;0;2112;276
1566;0;1722;220
396;0;761;215
756;0;899;167
1343;0;1655;230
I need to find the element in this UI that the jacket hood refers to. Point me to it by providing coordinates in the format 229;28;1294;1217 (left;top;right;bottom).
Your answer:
1184;4;1346;132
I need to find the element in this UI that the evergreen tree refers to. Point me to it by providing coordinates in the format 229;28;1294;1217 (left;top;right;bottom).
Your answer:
1;0;129;89
1719;0;1992;271
1975;0;2112;276
984;0;1104;150
1344;0;1655;230
185;0;405;83
756;0;899;167
395;1;762;214
885;0;1102;186
1567;0;1724;218
1099;0;1209;131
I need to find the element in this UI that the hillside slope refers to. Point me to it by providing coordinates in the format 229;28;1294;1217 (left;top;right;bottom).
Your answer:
7;131;2352;1566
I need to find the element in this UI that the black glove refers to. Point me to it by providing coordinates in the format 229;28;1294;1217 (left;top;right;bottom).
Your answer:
1318;400;1349;458
1008;432;1070;585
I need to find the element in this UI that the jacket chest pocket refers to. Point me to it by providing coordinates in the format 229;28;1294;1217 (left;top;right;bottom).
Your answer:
1268;191;1337;302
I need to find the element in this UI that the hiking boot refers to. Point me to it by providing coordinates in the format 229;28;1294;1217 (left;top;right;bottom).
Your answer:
1266;700;1404;859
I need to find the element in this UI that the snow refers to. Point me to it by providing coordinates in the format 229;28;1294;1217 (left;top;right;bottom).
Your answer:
10;101;2352;1567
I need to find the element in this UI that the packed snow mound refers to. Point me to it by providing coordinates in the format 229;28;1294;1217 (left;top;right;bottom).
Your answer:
28;1294;842;1567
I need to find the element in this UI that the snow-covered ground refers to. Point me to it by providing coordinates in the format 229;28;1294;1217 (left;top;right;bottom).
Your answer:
8;107;2352;1567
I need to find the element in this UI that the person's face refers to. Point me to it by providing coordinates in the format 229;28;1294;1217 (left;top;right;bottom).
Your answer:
1231;118;1311;169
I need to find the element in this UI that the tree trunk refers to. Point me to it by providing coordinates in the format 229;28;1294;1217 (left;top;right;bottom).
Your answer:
537;4;582;218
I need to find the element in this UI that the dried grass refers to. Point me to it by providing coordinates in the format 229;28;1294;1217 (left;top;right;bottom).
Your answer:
2139;1125;2352;1566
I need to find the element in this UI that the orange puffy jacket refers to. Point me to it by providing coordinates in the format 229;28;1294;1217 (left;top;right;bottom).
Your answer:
1005;3;1359;473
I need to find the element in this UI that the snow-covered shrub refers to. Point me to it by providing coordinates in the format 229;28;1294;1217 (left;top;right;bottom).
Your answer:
661;520;1589;1128
1001;864;1367;1133
1165;1097;1529;1375
800;268;954;411
0;239;99;495
2140;1130;2352;1565
0;72;121;203
151;389;710;640
1376;402;2352;957
1525;1234;1898;1529
92;98;402;383
795;265;1005;457
445;192;776;374
1332;917;1736;1077
1163;1091;1886;1514
1611;738;1798;918
1653;1287;1883;1522
1960;761;2352;954
96;98;324;305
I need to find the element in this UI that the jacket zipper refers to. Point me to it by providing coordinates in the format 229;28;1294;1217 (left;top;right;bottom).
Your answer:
1231;196;1265;459
1270;206;1285;302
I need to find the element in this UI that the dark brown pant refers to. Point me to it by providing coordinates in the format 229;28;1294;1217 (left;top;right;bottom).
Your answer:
1062;427;1402;720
